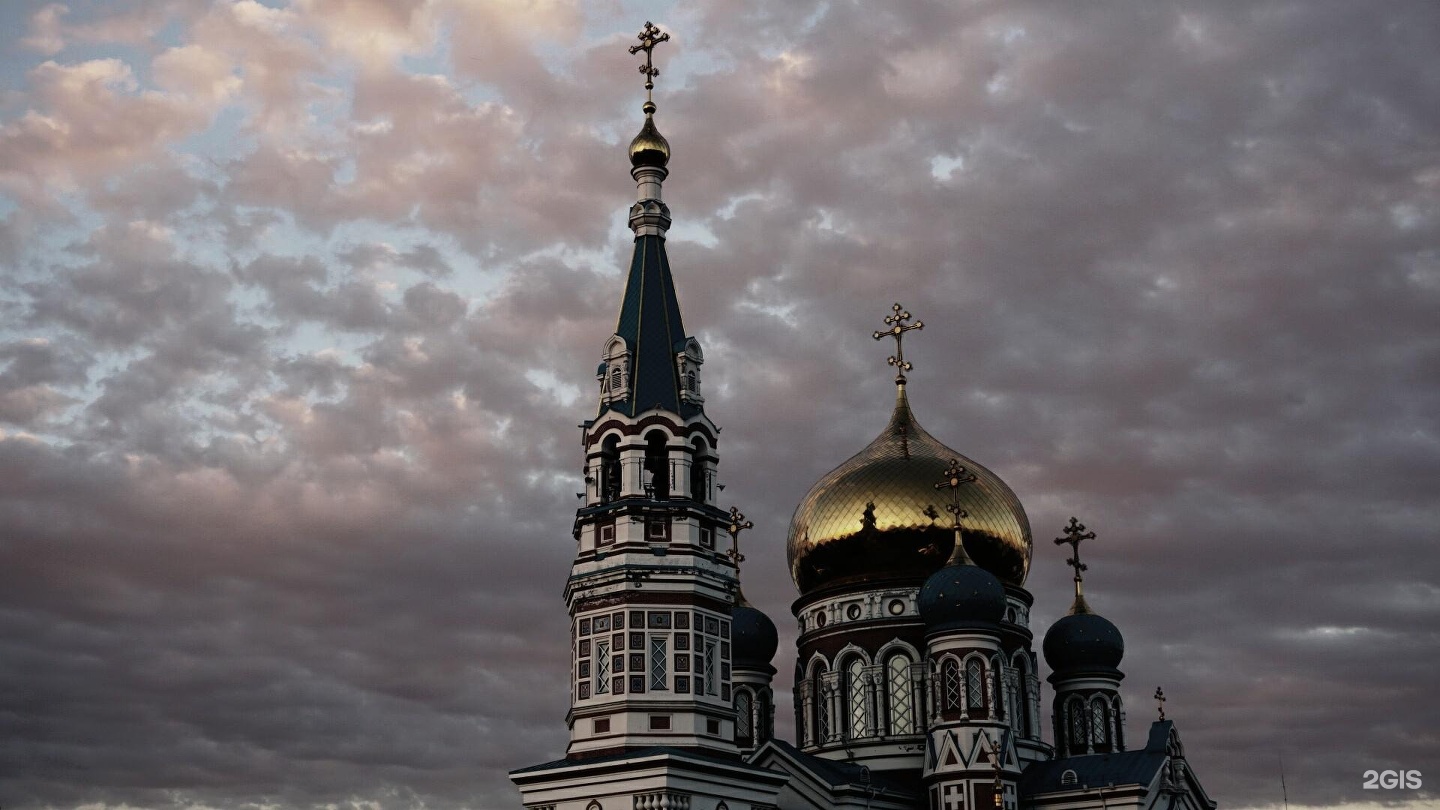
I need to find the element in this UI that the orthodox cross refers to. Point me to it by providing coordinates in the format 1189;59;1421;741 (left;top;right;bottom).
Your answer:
725;506;754;605
872;302;924;384
1055;517;1095;601
934;459;978;565
987;731;1005;809
628;21;670;102
725;506;753;567
1154;686;1167;721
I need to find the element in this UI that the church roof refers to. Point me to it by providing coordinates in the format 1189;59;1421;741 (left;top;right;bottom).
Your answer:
603;233;698;419
511;745;785;782
1019;721;1175;797
756;739;922;798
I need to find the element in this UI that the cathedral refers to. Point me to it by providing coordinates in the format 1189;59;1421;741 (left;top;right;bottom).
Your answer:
511;24;1218;810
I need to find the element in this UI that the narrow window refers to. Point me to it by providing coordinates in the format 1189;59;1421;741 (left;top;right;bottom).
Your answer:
942;660;962;710
1013;656;1030;736
966;658;985;712
846;659;870;738
887;654;914;734
1069;699;1087;747
595;641;611;694
599;437;619;502
1007;673;1021;734
649;637;668;690
644;432;668;499
813;666;831;742
735;689;753;742
1091;697;1109;746
690;461;706;502
703;640;717;695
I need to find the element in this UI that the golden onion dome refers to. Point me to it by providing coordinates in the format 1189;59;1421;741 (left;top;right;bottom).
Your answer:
786;385;1032;595
629;101;670;168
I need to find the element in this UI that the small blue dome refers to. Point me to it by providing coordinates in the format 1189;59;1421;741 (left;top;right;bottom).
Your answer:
1043;611;1124;675
918;562;1006;630
731;602;778;668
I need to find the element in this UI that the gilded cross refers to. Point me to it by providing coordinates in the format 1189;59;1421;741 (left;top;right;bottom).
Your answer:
725;506;753;567
989;731;1005;809
934;459;977;564
1055;517;1094;599
872;302;924;383
1154;686;1166;721
726;506;755;606
628;21;670;101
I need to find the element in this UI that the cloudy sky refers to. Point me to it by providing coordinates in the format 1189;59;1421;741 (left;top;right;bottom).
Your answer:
2;1;1437;809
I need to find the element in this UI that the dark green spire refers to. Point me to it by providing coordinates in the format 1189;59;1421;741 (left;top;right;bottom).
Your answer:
604;234;698;418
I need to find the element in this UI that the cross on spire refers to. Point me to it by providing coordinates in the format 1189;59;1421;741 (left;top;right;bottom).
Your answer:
725;506;754;605
934;459;978;565
1154;686;1167;721
872;302;924;384
1055;517;1095;607
628;21;670;104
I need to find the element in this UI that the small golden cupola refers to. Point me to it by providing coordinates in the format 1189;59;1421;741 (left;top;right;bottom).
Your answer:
627;22;671;168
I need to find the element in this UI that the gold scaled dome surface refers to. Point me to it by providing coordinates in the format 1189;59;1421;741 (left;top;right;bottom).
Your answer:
786;386;1032;595
629;101;670;167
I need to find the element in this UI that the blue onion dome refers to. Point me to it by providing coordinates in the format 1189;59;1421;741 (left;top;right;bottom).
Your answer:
731;601;779;670
1043;603;1125;676
918;556;1007;631
629;101;670;168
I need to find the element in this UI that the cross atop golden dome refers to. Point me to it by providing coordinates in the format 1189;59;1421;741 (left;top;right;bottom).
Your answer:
627;22;671;168
872;302;924;384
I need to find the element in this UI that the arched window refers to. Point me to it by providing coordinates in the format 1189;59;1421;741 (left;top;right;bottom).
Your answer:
965;658;985;713
1005;671;1020;733
1113;695;1125;750
1068;698;1088;748
812;665;831;743
942;659;963;711
643;431;668;499
735;688;753;743
1012;654;1031;736
846;658;870;739
689;438;707;501
887;654;914;734
601;335;630;403
1091;697;1109;747
599;436;620;503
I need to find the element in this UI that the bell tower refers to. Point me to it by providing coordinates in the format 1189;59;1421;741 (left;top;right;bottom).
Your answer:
565;21;738;759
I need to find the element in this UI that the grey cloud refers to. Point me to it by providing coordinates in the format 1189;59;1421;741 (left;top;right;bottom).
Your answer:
1;2;1438;809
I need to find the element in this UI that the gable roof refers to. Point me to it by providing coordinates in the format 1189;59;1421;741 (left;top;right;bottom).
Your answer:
1020;721;1176;798
751;739;921;800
